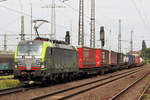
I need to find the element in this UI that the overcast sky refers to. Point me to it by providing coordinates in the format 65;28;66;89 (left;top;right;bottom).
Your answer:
0;0;149;53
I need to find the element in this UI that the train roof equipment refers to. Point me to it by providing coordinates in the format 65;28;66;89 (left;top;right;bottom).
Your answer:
33;19;69;45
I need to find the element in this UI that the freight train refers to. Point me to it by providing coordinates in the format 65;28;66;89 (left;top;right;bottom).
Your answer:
13;36;143;84
0;52;14;75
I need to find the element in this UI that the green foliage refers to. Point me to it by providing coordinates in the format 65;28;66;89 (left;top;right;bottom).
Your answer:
0;79;20;89
143;93;150;99
144;48;150;59
0;75;14;80
141;40;147;59
142;40;147;50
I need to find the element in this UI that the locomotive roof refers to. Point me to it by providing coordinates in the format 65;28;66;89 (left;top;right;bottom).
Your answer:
53;43;77;50
18;40;43;45
18;40;77;51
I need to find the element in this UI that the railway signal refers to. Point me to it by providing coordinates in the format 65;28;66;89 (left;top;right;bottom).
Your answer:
100;26;105;48
65;31;70;44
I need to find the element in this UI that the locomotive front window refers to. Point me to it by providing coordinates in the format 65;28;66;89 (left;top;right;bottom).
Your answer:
17;43;42;56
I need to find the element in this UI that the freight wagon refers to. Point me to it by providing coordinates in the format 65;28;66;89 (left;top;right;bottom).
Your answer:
78;47;112;74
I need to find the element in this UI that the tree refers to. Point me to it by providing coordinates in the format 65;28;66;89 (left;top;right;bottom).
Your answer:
141;40;147;59
142;40;147;50
144;48;150;59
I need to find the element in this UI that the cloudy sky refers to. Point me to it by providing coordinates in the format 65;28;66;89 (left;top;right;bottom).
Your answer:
0;0;149;53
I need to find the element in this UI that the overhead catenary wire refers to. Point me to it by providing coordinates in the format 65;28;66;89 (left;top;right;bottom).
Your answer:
137;0;150;32
0;0;106;36
58;0;117;39
1;0;149;51
0;2;81;43
130;0;150;33
0;4;70;30
59;0;150;37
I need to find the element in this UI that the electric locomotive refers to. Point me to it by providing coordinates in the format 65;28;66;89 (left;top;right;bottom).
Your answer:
14;38;79;83
14;20;79;83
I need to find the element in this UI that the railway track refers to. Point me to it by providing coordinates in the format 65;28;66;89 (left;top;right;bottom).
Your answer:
31;67;143;100
0;85;38;97
109;72;150;100
138;81;150;100
0;86;24;97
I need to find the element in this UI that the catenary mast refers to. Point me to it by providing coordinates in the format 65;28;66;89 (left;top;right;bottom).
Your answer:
90;0;95;48
78;0;84;46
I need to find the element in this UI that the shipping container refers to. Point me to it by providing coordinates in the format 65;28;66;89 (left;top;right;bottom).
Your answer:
100;49;109;66
117;53;124;65
123;55;129;64
109;51;118;65
78;47;97;69
135;56;140;64
127;55;135;65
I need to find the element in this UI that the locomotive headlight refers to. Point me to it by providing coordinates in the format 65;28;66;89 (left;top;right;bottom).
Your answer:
15;65;17;68
41;65;45;68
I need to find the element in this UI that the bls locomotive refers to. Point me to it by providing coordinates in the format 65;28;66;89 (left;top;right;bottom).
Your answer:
14;38;79;83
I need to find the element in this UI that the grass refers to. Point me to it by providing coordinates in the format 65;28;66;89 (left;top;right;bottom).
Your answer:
0;75;21;89
142;84;150;99
0;75;14;80
143;94;150;99
0;79;21;89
